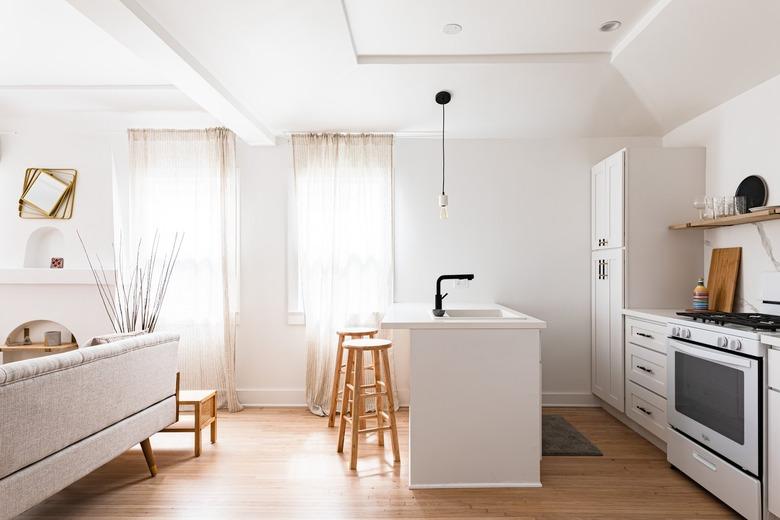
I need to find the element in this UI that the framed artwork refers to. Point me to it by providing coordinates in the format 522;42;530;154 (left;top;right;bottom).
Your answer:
18;168;77;219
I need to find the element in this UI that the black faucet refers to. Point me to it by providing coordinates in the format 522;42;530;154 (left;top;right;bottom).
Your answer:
433;273;475;316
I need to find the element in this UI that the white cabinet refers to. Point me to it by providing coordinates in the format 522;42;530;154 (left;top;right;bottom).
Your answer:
591;150;624;250
769;349;780;516
590;146;705;417
591;248;624;411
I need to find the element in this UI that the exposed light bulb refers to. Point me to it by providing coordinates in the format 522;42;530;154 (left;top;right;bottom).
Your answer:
439;193;448;220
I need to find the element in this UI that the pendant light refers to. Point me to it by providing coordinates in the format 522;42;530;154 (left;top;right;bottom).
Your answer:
436;90;451;219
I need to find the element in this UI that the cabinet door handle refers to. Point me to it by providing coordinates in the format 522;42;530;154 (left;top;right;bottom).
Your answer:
603;239;608;246
636;405;652;416
636;365;654;374
636;332;654;339
602;261;608;279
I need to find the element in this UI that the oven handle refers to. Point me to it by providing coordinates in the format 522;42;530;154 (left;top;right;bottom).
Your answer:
669;339;753;369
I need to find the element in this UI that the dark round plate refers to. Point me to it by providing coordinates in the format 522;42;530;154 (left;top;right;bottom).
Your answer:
736;175;768;209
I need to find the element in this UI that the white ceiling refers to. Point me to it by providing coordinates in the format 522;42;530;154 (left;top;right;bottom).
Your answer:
0;0;162;84
3;0;780;139
0;0;198;112
345;0;657;56
612;0;780;132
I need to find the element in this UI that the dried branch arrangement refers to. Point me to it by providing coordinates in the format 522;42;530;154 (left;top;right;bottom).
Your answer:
78;231;184;333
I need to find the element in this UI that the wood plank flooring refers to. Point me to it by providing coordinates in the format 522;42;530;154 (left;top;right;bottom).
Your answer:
20;407;736;519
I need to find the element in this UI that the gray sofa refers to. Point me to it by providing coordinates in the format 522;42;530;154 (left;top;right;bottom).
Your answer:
0;332;179;519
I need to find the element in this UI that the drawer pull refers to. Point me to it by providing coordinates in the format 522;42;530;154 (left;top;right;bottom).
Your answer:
636;405;652;416
692;451;718;472
636;365;654;374
636;332;654;339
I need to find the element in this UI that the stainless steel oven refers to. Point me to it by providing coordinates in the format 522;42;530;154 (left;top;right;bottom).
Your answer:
667;336;761;476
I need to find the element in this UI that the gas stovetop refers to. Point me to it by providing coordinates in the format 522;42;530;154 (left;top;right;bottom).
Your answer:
676;311;780;331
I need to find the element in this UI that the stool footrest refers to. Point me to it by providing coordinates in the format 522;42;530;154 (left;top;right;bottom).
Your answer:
340;364;375;371
358;425;393;434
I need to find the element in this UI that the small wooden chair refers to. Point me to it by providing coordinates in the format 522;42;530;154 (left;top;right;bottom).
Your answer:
337;338;400;470
327;327;378;427
161;373;217;457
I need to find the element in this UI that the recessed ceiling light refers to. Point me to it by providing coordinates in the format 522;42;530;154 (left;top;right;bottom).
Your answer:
599;20;622;32
443;23;462;35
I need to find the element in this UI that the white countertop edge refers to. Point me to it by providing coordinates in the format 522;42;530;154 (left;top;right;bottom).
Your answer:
622;308;684;323
382;302;546;330
760;334;780;348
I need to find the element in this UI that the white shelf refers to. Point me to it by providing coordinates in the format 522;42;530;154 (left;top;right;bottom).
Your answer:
0;268;115;285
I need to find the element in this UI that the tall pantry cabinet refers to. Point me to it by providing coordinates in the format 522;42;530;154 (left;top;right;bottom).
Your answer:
590;147;705;412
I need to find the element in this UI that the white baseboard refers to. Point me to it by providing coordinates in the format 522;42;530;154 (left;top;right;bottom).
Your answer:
410;482;542;490
542;392;601;407
239;388;597;408
237;389;307;407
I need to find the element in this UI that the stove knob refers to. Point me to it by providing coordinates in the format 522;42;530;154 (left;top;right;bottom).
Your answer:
682;329;691;339
671;327;680;337
717;336;729;348
730;339;742;351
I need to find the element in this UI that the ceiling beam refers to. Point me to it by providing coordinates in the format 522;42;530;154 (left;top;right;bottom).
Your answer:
611;0;673;62
65;0;275;145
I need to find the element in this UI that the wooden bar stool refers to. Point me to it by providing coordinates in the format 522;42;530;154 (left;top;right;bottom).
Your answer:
327;327;378;427
337;338;400;470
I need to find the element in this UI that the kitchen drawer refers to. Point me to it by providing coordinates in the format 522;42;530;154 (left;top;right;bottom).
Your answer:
626;342;666;397
625;317;667;354
769;348;780;390
769;388;780;516
625;381;667;441
668;427;761;520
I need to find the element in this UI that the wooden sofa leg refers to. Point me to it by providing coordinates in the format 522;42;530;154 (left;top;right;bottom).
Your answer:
140;438;158;477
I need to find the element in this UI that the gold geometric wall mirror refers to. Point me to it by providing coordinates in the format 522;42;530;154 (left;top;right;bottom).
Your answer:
18;168;77;219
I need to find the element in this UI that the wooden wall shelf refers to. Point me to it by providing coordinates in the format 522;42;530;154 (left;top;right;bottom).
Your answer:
669;208;780;230
0;342;78;353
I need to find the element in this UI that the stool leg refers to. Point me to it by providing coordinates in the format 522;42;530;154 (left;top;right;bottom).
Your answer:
350;349;364;470
210;395;217;444
358;336;367;431
337;349;355;453
372;349;385;447
328;334;345;427
381;349;401;463
194;402;202;457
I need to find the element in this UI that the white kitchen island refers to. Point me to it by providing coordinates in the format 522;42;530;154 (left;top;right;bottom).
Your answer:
381;302;546;489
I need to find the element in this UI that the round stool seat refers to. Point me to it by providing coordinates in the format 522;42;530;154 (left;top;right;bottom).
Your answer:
343;338;392;350
336;327;378;337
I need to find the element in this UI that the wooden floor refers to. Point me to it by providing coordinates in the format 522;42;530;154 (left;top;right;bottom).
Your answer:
20;407;736;519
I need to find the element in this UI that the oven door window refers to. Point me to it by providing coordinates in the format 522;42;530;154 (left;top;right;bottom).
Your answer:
674;351;744;444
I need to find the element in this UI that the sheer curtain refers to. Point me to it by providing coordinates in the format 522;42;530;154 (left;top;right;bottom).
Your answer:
292;133;394;416
128;128;242;412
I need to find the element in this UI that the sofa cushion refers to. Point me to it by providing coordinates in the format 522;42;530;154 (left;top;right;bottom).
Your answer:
0;395;176;520
88;329;148;346
0;332;179;480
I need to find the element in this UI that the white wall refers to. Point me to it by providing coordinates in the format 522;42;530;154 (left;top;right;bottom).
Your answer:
393;137;660;404
0;111;217;269
664;73;780;311
235;136;661;406
0;111;664;407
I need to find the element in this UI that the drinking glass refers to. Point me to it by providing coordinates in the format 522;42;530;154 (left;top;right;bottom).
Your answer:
734;195;748;214
715;196;727;218
704;196;715;219
693;198;706;219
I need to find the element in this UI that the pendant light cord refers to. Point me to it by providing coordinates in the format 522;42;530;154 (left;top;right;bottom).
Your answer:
441;102;446;195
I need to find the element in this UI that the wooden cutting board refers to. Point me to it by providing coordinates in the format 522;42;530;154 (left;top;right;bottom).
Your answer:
707;247;741;312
